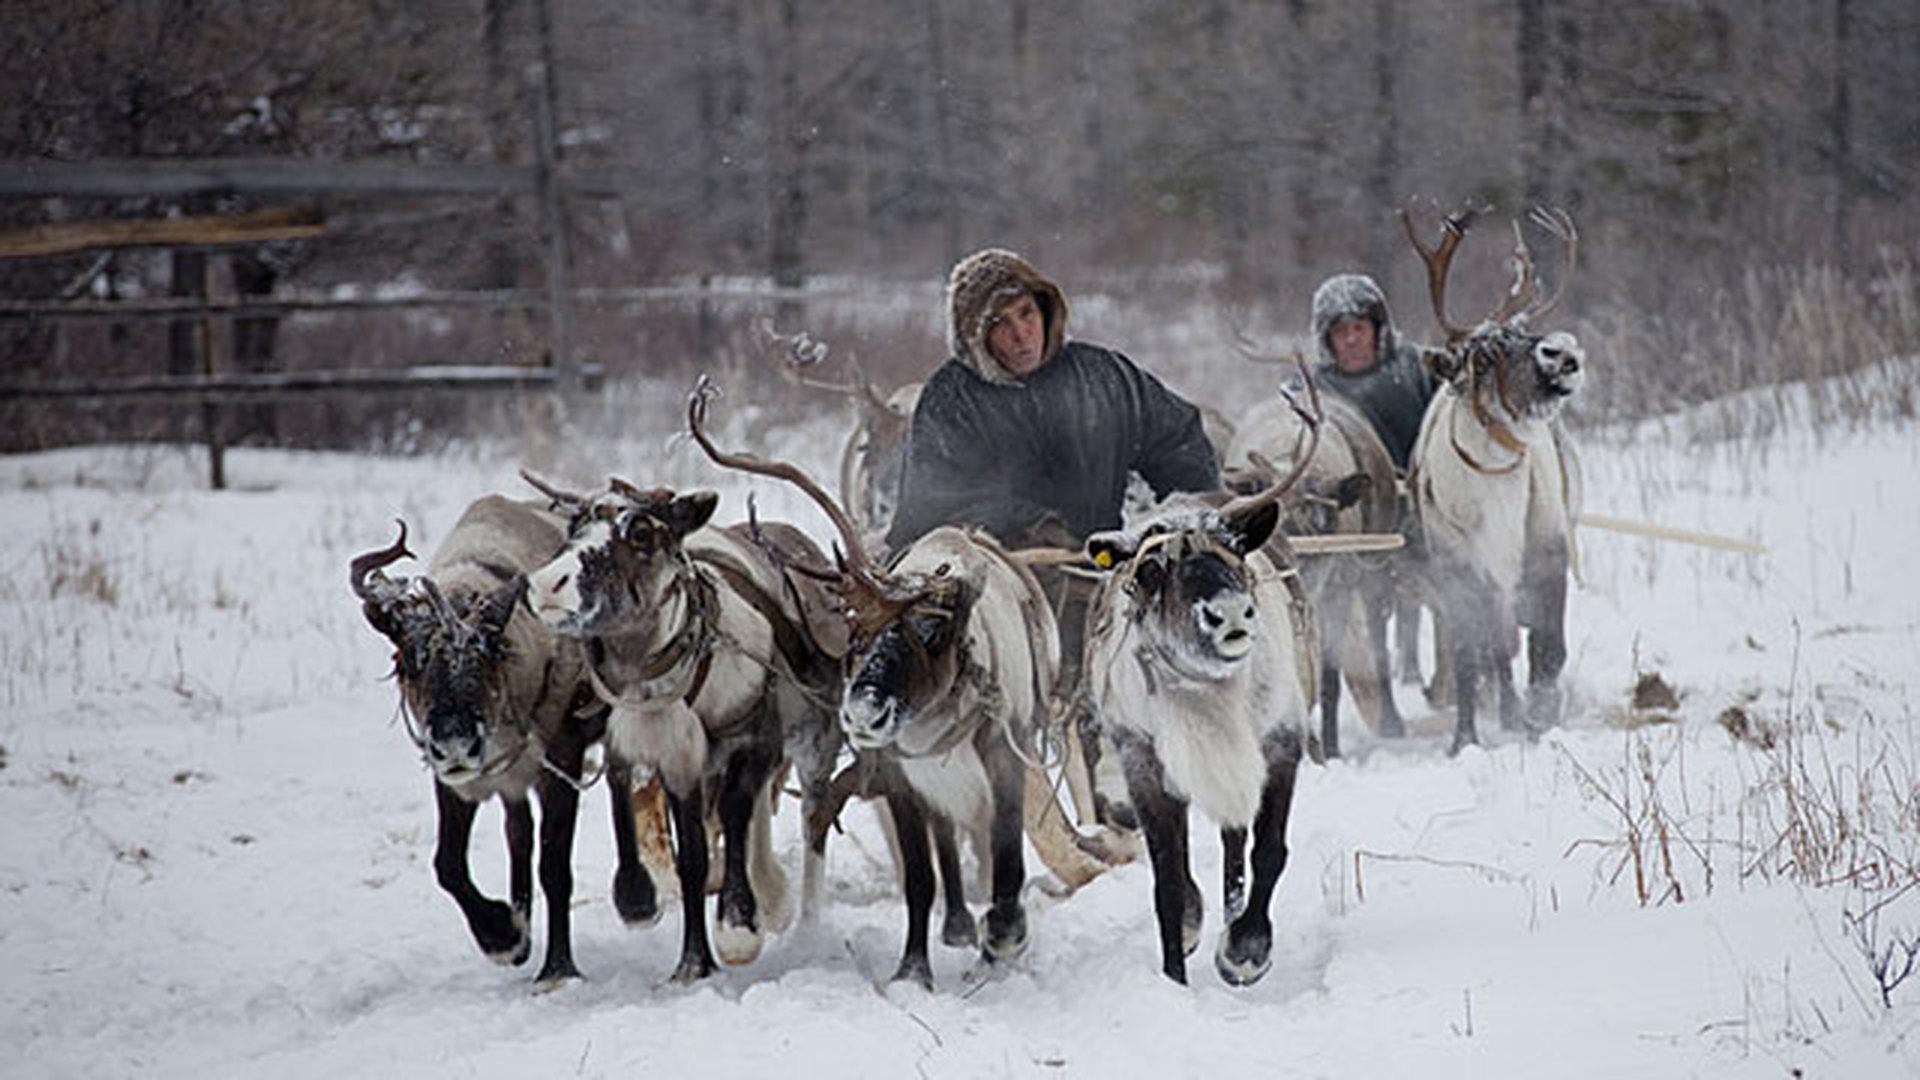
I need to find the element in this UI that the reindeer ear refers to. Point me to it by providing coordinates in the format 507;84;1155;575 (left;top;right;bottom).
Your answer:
1084;531;1137;572
1225;500;1281;554
662;490;719;536
477;574;527;639
1423;345;1464;386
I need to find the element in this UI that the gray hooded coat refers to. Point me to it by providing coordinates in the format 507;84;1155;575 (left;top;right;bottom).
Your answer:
885;249;1219;551
1309;273;1436;470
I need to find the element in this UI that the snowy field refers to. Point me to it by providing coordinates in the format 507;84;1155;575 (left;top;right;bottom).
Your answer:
3;365;1918;1079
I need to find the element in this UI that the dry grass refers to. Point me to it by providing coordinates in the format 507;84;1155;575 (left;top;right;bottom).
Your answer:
1560;647;1920;1005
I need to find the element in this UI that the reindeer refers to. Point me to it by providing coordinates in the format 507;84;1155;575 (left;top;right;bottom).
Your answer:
520;472;843;983
687;377;1061;990
1400;203;1584;754
1225;388;1406;758
349;496;655;985
1079;373;1320;986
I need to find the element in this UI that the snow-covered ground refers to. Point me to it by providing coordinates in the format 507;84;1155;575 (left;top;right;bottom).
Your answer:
3;367;1917;1079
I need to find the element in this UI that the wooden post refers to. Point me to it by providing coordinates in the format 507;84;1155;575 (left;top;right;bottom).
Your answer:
530;0;578;403
201;255;227;490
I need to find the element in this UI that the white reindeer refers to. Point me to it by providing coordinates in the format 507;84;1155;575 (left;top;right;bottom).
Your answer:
1079;378;1320;986
1400;202;1585;753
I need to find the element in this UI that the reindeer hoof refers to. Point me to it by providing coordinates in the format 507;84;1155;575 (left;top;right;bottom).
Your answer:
613;865;661;927
942;906;978;949
669;952;717;984
890;954;935;991
533;958;583;988
1528;686;1563;731
713;917;764;966
473;902;531;966
982;905;1028;962
1216;920;1273;987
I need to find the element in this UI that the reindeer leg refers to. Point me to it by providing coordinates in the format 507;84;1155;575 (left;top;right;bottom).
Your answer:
1120;737;1193;985
931;813;978;948
532;736;588;985
1221;826;1248;920
1367;577;1408;738
714;744;778;966
1218;731;1301;987
1319;651;1344;761
979;742;1031;965
1450;619;1481;756
505;795;534;927
605;755;660;927
884;789;937;989
1394;588;1424;687
664;783;717;983
433;782;528;965
1523;543;1570;733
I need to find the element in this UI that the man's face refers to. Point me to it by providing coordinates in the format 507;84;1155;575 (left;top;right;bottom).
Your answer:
1329;315;1378;374
986;293;1047;376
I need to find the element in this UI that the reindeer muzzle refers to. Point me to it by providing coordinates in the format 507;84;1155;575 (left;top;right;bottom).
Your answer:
840;684;901;750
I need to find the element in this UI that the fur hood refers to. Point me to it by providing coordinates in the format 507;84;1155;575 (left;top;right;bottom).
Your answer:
1310;273;1401;370
946;248;1070;386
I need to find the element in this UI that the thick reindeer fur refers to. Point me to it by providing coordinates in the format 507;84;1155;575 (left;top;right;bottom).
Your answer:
527;489;838;982
350;495;654;987
1083;493;1310;986
1410;333;1584;752
841;526;1060;988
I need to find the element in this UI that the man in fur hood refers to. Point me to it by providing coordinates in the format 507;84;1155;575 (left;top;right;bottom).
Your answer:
1309;272;1436;471
885;248;1219;552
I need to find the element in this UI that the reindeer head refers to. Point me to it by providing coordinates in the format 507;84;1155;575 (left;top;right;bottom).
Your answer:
521;472;718;641
686;376;985;755
1087;496;1283;681
351;523;532;784
1087;361;1318;682
1402;203;1585;426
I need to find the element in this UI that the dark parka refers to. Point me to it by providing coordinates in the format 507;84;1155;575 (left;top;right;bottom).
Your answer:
1309;273;1437;471
885;249;1219;552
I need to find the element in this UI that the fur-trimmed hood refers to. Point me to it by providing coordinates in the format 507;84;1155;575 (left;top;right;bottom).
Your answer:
946;248;1070;386
1310;273;1401;370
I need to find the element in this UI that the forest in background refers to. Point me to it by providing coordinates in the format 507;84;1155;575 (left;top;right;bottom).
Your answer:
2;0;1916;452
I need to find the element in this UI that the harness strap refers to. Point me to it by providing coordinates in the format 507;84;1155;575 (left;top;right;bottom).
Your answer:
1451;393;1526;475
702;555;832;691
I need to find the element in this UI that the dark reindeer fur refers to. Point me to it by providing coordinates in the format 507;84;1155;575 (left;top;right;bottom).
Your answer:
349;495;654;985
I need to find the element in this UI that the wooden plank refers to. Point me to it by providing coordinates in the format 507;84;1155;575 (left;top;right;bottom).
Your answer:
0;158;537;198
0;208;324;258
0;364;604;403
0;157;625;199
0;283;894;323
1578;513;1766;554
0;289;549;322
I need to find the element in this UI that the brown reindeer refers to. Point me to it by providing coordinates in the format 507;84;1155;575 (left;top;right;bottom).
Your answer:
349;497;655;986
687;375;1077;989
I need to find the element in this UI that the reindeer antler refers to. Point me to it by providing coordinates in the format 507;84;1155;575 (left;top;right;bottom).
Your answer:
1521;206;1578;322
1400;200;1484;346
761;320;894;416
519;468;588;510
349;519;415;603
686;375;922;641
1219;357;1323;523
